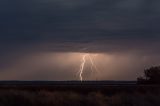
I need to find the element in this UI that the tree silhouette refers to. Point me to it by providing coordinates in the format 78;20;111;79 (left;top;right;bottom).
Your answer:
137;66;160;84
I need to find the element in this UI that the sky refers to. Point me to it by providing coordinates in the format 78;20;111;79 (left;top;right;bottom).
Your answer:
0;0;160;81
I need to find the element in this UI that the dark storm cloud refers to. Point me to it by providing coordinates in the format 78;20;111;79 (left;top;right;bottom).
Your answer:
0;0;160;80
0;0;160;52
1;0;160;39
0;0;159;62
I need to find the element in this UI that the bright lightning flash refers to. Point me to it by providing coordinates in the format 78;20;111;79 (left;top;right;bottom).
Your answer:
77;53;99;81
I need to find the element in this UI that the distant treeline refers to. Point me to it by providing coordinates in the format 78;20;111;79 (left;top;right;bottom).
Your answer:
0;81;136;86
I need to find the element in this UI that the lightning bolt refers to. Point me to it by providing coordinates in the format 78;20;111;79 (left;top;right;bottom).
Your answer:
78;54;87;81
88;55;99;74
77;53;99;81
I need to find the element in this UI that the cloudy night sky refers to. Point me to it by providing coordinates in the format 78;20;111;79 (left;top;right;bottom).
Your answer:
0;0;160;81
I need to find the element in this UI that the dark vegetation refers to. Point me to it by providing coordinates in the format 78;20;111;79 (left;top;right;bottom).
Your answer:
0;88;159;106
137;66;160;84
0;66;159;106
0;83;159;106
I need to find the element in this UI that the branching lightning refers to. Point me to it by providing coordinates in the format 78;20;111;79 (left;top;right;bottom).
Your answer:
77;53;99;81
88;55;99;74
79;54;87;81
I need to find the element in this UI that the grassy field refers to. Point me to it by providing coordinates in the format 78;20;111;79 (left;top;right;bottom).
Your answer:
0;82;159;106
0;88;160;106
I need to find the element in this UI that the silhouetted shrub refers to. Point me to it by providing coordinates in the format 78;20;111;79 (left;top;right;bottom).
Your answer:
137;66;160;84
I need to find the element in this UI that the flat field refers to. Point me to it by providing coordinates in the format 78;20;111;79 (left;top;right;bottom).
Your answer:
0;81;159;106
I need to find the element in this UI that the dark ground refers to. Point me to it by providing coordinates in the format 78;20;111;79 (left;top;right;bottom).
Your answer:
0;81;159;106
